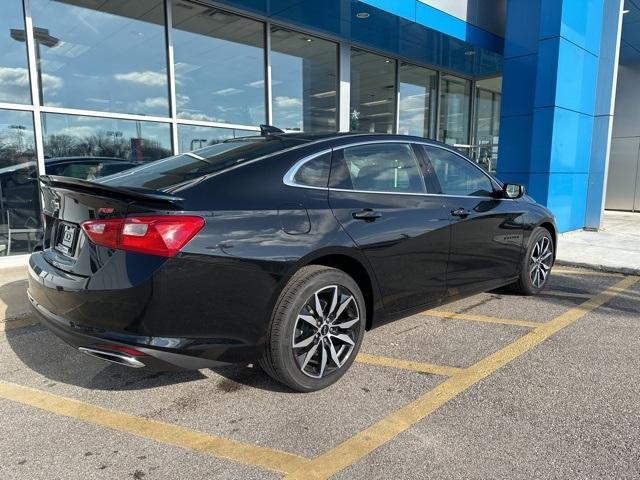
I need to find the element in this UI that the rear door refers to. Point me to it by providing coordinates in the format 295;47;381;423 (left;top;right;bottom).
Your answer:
421;145;524;296
328;142;450;313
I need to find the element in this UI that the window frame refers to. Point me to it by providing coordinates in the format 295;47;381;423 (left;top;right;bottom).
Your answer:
283;140;505;198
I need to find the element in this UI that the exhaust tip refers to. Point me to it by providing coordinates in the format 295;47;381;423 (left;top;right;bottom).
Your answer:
78;346;146;368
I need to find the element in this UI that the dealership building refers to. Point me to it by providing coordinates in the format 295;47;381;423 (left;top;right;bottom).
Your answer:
0;0;637;259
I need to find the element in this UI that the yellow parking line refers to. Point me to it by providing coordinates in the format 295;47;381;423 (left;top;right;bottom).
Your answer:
552;268;622;277
426;310;541;329
356;353;462;377
284;275;638;480
0;381;309;474
0;317;39;333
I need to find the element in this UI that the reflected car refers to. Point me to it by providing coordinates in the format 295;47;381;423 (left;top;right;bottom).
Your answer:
46;156;140;180
28;131;556;392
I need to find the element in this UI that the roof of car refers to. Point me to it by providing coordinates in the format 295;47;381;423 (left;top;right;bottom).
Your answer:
231;131;449;148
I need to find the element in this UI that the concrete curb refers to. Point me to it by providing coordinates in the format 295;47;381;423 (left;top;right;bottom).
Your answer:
555;259;640;276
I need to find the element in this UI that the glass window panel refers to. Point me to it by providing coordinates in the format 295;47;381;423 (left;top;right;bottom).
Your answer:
438;74;471;148
172;3;265;126
42;113;172;179
336;144;425;193
270;27;337;132
293;152;331;187
350;49;396;134
398;62;437;138
177;124;257;152
1;0;31;104
0;109;41;255
424;146;493;197
31;0;168;115
473;76;502;172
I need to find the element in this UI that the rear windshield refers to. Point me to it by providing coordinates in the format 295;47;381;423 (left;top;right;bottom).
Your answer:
99;137;308;191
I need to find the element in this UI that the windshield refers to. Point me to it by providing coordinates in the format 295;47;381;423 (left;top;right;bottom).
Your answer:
99;137;308;191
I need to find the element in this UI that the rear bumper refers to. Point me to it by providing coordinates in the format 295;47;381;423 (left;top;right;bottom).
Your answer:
27;250;269;371
28;290;232;371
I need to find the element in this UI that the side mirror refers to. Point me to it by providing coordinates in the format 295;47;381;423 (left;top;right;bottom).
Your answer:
503;183;525;199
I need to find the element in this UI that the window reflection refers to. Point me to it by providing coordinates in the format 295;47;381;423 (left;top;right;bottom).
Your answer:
398;62;437;138
473;77;501;172
350;49;396;134
172;3;265;126
31;0;169;115
0;109;41;255
271;27;337;132
177;124;258;152
42;113;172;180
1;0;31;104
438;74;471;149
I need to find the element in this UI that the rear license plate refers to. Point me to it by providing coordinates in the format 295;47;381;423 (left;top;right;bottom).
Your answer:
56;223;78;255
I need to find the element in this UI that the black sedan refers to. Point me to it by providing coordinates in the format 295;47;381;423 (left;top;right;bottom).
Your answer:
28;131;556;392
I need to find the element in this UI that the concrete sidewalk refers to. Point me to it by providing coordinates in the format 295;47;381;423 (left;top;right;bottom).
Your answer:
556;211;640;275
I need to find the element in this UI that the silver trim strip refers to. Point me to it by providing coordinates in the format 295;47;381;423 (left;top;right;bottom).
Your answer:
282;139;510;200
78;347;146;368
283;149;332;189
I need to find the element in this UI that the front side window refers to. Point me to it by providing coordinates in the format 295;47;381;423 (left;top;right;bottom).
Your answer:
331;143;425;194
424;146;494;197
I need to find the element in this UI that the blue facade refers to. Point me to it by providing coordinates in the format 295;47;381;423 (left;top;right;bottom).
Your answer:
497;0;622;232
214;0;622;232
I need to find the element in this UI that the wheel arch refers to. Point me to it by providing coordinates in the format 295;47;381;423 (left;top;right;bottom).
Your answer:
291;249;381;330
538;220;557;260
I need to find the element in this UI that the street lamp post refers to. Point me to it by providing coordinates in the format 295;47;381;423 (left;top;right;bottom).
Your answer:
10;27;60;104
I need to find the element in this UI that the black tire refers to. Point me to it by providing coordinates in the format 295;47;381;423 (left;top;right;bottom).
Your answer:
259;265;366;392
509;227;554;295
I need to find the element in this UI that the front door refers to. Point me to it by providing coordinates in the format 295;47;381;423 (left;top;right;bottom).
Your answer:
421;145;524;296
328;142;450;313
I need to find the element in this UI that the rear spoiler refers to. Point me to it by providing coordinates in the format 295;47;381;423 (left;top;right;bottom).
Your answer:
39;175;184;204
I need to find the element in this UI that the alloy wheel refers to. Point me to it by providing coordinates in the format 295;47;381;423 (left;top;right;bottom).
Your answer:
529;236;553;288
292;285;360;379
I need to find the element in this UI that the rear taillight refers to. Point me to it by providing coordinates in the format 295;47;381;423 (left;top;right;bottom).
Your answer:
81;215;204;257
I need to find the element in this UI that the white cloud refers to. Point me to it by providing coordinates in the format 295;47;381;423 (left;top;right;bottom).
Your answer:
0;67;62;100
214;87;243;96
178;111;225;123
137;96;168;109
246;80;264;88
274;96;302;109
55;126;96;138
114;70;167;86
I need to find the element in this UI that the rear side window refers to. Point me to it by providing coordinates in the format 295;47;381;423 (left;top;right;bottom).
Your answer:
423;146;494;197
330;143;426;194
292;152;331;187
101;137;309;190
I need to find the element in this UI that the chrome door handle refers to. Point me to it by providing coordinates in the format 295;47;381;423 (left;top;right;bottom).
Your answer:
451;208;471;218
352;209;383;221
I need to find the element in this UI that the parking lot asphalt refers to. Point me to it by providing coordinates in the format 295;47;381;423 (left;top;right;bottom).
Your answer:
0;267;638;479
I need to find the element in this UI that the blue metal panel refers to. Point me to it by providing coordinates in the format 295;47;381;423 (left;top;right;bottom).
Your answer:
503;0;541;57
497;114;534;174
546;173;589;231
547;108;594;173
554;38;598;114
540;0;604;56
501;55;538;116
